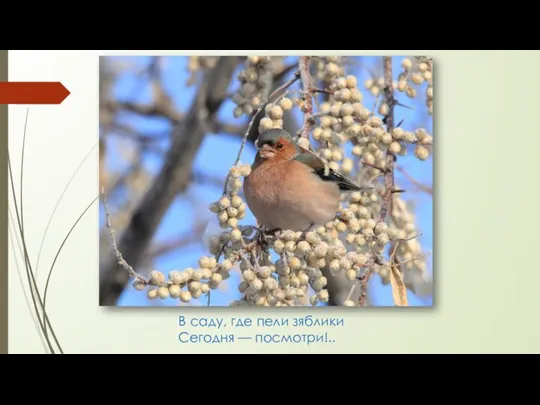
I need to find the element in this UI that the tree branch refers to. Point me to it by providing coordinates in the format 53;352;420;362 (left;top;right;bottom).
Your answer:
103;99;182;122
359;56;396;307
299;56;314;139
395;165;433;195
99;56;240;305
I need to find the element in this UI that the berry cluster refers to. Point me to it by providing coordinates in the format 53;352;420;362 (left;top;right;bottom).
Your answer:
118;55;433;307
231;56;275;118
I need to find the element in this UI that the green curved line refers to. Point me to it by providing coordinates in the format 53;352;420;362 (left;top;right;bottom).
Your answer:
7;208;48;352
20;108;29;239
35;142;98;277
43;195;99;308
7;152;58;353
8;108;64;354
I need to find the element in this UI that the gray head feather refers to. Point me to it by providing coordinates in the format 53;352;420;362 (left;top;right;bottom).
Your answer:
256;129;294;148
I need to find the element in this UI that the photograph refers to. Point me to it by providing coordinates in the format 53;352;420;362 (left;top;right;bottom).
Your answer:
98;55;433;308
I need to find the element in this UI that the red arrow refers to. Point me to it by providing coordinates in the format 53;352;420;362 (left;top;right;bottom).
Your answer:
0;82;70;104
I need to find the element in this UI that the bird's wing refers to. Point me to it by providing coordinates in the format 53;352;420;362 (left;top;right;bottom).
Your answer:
293;146;364;191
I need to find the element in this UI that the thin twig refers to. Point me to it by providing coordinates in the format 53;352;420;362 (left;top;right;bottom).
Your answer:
371;91;381;116
345;282;357;303
363;162;388;173
396;165;433;195
101;186;148;284
377;57;397;225
396;252;432;266
389;241;408;306
390;242;400;264
311;88;334;95
396;232;423;242
389;233;424;266
103;99;181;122
299;56;314;139
359;56;397;307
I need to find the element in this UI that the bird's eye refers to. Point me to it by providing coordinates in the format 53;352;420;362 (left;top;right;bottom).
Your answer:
277;143;283;149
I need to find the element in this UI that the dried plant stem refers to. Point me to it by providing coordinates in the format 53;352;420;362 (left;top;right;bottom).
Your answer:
345;283;356;302
299;56;314;139
397;252;432;266
371;91;381;116
379;56;397;222
359;56;397;307
389;238;408;306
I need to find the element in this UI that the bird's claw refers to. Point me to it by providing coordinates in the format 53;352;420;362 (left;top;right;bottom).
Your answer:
295;223;313;246
255;227;280;253
264;228;282;236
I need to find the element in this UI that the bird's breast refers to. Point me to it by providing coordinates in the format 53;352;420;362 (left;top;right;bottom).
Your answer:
244;163;283;207
243;161;341;231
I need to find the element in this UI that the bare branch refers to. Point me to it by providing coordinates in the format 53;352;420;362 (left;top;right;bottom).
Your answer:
396;165;433;195
101;187;147;284
103;99;182;122
99;56;240;305
100;55;433;308
299;56;314;139
359;56;397;307
207;120;246;136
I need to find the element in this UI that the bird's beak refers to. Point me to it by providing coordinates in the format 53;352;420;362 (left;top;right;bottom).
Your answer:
258;143;275;159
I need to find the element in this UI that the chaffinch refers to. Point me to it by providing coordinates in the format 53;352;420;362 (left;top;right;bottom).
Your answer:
243;128;371;234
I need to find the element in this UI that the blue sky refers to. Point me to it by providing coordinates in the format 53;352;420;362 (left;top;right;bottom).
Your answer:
100;55;433;307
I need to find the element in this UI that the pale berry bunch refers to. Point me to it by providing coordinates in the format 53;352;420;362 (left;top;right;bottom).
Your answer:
208;164;251;230
311;73;369;177
389;197;429;289
187;56;219;71
364;77;387;98
216;163;336;306
312;56;345;85
134;163;254;305
257;96;294;134
228;227;349;307
236;56;432;306
126;56;432;307
231;56;277;118
185;56;219;86
273;56;432;305
394;57;433;115
137;253;234;304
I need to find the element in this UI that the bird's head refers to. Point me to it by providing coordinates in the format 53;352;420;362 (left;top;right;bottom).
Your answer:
255;129;297;161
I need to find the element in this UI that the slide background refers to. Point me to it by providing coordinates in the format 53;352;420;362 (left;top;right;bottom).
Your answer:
5;50;540;353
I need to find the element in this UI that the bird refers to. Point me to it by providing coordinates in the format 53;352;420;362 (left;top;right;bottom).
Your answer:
243;128;372;235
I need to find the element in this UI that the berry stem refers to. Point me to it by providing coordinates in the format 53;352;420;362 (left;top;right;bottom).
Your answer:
359;56;397;307
299;56;314;139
